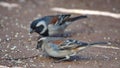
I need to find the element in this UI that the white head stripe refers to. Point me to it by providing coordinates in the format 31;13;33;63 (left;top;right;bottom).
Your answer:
36;21;47;34
36;21;45;27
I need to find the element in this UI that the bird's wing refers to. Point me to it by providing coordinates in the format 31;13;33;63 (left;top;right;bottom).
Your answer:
49;14;71;25
59;44;79;50
58;39;89;50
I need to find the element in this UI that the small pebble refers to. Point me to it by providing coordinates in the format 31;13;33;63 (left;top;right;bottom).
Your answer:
28;38;32;42
0;38;2;42
11;46;17;50
50;64;53;67
15;59;23;63
67;65;71;68
30;59;34;62
115;58;118;60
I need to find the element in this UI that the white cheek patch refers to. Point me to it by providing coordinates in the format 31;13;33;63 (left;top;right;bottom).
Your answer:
36;21;47;34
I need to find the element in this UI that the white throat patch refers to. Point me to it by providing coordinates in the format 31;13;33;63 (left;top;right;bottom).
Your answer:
36;21;47;34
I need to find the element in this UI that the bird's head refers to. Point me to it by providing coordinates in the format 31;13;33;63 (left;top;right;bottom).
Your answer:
30;19;48;36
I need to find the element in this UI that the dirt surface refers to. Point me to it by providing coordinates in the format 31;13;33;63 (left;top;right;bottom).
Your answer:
0;0;120;68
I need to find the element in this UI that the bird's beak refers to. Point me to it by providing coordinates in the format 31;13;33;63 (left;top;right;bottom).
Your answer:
30;29;34;34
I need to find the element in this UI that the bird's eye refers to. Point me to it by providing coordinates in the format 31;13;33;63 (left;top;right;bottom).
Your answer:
35;25;44;32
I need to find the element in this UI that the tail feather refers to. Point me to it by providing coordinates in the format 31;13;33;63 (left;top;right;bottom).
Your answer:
59;15;87;25
63;39;108;47
76;41;108;51
89;42;108;45
66;15;87;22
76;41;108;47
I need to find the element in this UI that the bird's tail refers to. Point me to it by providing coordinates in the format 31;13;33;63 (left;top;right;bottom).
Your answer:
89;42;108;45
65;15;87;22
62;39;108;47
58;15;87;25
75;41;108;51
77;41;108;47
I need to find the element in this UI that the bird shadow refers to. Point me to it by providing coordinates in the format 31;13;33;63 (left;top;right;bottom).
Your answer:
52;55;109;63
51;55;92;63
69;55;91;61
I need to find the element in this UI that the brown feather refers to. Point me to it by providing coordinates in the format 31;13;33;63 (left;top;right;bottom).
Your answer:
50;17;59;24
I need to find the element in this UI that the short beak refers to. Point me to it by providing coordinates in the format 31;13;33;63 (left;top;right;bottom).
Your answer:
30;29;34;34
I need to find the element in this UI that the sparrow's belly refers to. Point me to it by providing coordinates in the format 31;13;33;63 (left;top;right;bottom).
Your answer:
48;25;65;35
45;47;73;58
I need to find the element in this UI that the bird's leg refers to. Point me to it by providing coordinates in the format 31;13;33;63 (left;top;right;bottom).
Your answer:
53;56;70;63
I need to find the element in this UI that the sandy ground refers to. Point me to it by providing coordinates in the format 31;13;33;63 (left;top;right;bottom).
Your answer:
0;0;120;68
